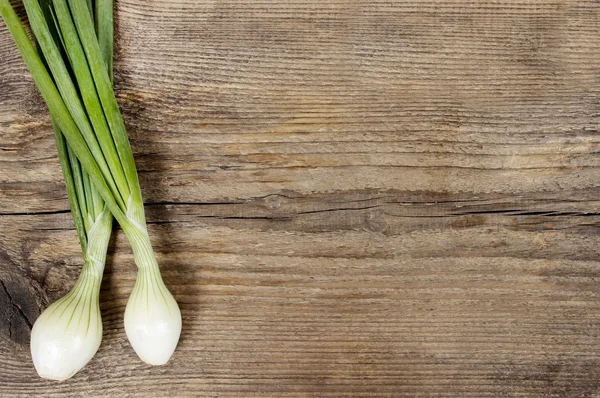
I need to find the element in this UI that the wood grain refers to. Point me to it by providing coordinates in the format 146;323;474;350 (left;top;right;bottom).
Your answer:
2;0;600;396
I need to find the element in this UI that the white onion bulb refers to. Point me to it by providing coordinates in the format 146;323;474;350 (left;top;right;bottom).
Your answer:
124;267;181;365
30;267;102;381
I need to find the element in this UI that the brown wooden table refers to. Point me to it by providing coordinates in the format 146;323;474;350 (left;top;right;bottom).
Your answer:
2;1;600;396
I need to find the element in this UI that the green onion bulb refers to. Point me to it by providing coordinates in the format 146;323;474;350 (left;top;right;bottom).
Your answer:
30;267;102;380
123;224;181;365
124;269;181;365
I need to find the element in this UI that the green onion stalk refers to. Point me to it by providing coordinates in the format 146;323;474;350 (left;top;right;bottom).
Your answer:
0;0;181;379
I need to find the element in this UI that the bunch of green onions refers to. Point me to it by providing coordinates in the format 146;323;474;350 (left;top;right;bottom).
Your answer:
1;0;181;380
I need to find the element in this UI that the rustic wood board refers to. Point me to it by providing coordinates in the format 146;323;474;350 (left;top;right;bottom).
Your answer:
2;0;600;396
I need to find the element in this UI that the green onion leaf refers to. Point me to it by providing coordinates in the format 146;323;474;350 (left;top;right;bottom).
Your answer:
94;0;112;80
0;0;127;225
53;122;87;251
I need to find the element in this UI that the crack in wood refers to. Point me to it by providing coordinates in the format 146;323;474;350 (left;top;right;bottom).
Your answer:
0;279;33;341
0;209;71;217
3;199;600;222
296;205;383;215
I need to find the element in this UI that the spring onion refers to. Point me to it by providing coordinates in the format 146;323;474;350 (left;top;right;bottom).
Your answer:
29;0;113;380
0;0;181;375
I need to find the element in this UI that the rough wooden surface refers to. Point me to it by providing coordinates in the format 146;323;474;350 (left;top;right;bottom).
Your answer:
2;0;600;396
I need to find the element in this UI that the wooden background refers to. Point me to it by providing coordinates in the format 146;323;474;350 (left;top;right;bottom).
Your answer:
1;0;600;396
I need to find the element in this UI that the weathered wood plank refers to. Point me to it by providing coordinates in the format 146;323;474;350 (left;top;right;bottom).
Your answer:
2;0;600;396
